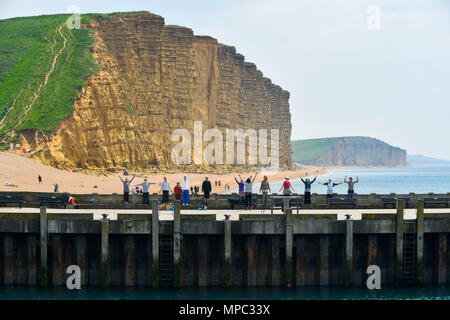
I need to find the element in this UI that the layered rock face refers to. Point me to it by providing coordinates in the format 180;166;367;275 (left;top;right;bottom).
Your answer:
23;12;292;172
300;137;407;167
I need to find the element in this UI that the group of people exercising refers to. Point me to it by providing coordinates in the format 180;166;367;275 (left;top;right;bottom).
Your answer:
118;172;359;209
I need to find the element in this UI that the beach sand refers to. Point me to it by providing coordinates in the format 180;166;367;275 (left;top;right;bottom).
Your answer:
0;152;326;194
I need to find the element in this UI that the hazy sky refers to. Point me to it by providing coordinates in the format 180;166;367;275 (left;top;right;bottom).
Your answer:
1;0;449;159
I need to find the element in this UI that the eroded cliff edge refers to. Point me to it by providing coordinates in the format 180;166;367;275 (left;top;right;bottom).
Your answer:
22;12;293;172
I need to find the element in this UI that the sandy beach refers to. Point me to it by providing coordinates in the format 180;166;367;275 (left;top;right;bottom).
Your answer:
0;152;326;194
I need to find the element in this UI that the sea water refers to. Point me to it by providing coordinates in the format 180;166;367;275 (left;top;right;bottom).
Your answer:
251;166;450;195
0;285;449;300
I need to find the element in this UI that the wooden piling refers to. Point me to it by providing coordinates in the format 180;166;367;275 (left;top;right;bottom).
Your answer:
26;234;37;285
345;220;353;287
124;235;136;286
101;218;110;287
271;237;281;286
437;234;447;284
416;200;424;284
173;200;181;287
285;208;293;288
224;218;232;287
319;235;330;286
395;200;405;285
3;234;14;285
51;234;63;286
247;235;257;286
39;206;48;287
152;199;159;287
75;235;87;286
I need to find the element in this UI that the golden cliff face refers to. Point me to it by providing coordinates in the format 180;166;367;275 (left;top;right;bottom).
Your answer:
24;12;293;172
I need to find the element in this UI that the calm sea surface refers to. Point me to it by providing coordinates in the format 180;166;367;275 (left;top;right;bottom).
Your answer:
0;286;449;300
248;166;450;195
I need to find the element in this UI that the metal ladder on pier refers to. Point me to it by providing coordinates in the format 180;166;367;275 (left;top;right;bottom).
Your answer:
403;219;417;284
159;221;173;287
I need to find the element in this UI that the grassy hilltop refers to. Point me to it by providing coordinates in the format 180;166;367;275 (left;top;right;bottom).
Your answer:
0;14;99;148
291;137;340;163
291;137;407;167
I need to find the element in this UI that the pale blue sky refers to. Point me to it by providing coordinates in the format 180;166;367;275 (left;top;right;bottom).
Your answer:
1;0;449;159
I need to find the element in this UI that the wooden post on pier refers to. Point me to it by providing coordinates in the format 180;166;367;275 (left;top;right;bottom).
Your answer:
224;217;232;287
395;199;405;285
345;219;353;287
285;208;293;288
101;218;110;287
416;200;424;284
39;206;48;287
152;199;159;287
173;200;181;287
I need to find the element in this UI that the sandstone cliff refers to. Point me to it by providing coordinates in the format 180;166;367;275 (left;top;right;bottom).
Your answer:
292;137;407;167
21;12;292;172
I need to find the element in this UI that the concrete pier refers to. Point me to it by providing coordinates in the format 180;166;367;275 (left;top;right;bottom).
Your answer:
0;200;449;288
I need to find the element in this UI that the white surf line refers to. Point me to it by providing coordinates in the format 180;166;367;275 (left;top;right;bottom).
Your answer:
11;24;67;132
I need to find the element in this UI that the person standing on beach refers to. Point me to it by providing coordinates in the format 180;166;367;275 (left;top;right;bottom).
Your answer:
201;177;212;210
136;177;156;205
160;177;171;204
344;176;359;199
38;175;42;184
279;177;295;195
318;179;342;200
259;176;271;207
119;175;135;205
53;183;60;193
244;173;258;210
301;176;317;204
177;173;194;206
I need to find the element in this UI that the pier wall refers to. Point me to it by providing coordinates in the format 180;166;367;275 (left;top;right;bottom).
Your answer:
0;202;449;287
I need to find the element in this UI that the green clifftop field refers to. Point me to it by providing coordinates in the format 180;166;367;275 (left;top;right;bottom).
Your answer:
292;137;407;167
0;14;99;148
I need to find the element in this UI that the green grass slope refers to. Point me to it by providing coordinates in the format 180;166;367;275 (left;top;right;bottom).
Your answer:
0;14;99;148
291;138;339;163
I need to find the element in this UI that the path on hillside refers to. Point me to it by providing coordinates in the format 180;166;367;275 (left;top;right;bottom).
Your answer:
0;31;58;131
0;24;67;137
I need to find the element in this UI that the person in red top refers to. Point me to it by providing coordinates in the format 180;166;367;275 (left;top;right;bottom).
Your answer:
174;182;183;200
279;177;295;195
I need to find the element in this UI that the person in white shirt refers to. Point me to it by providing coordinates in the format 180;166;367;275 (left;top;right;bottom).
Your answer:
177;173;194;205
160;176;171;204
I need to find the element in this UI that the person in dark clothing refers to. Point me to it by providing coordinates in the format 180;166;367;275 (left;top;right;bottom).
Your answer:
201;177;212;210
174;182;183;200
301;176;317;204
119;175;135;205
38;175;42;184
